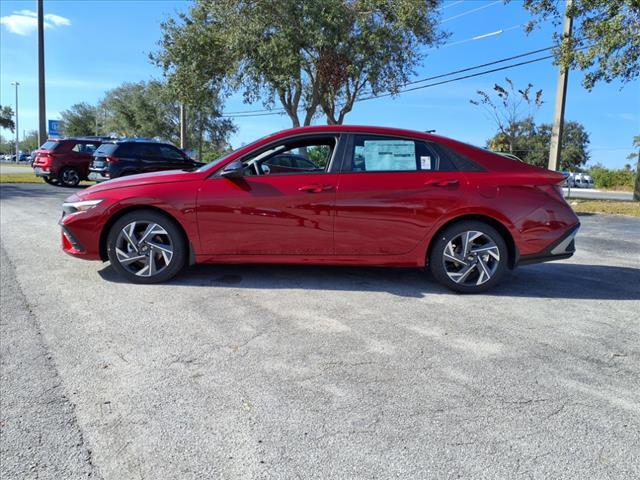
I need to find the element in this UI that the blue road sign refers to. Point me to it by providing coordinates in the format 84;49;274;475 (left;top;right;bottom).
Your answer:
48;120;62;137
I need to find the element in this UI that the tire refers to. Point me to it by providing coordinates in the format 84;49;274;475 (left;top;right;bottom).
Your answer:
43;176;60;186
106;210;187;284
59;167;81;187
429;220;508;293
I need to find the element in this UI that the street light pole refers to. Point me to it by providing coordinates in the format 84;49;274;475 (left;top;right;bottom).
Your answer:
11;81;19;162
37;0;47;145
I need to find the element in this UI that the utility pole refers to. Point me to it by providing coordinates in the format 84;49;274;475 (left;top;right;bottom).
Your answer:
37;0;47;145
548;0;573;171
11;81;19;161
179;103;187;149
634;148;640;201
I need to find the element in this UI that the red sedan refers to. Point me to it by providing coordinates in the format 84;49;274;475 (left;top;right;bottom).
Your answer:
60;125;579;293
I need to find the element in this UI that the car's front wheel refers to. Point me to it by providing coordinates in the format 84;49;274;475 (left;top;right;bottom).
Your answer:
429;220;508;293
107;210;187;283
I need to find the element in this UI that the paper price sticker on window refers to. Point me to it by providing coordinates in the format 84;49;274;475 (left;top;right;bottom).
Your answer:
420;156;432;171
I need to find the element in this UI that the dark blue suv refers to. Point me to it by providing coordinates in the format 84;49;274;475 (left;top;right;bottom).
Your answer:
88;139;203;182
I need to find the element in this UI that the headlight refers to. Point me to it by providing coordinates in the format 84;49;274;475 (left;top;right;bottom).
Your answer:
62;199;103;216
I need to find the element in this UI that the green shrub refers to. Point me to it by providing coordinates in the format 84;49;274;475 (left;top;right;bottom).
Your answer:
588;167;636;190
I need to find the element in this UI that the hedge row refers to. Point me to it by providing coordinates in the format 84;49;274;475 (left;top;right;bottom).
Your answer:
588;168;636;190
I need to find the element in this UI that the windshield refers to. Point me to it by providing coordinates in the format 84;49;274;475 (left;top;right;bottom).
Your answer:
40;141;59;151
197;133;276;173
94;143;119;156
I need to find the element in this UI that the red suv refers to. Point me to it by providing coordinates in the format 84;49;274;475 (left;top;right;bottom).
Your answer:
32;137;112;187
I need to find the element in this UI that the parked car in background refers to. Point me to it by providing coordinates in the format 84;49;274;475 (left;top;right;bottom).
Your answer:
32;137;112;187
61;125;579;293
572;173;594;188
88;139;203;182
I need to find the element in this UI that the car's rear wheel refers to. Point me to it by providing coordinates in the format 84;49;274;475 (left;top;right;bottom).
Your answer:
59;167;81;187
43;176;60;186
106;210;187;284
429;220;508;293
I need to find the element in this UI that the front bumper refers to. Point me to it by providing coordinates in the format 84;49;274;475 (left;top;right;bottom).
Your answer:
517;224;579;266
59;208;104;261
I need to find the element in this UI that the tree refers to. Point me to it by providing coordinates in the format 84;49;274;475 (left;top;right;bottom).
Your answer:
0;105;15;132
19;130;40;153
487;120;590;170
154;0;445;127
471;78;543;154
101;80;235;158
520;0;640;90
60;103;98;136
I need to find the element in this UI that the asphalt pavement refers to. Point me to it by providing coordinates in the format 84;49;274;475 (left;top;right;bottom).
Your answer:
563;187;634;201
1;182;639;479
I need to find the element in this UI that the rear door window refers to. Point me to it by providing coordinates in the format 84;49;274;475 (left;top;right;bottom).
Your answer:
72;143;98;154
347;135;454;172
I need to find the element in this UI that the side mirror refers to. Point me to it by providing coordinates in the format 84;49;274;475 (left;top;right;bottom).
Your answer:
219;160;244;179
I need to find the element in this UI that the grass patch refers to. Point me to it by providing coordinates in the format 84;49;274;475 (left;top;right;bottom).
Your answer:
569;199;640;217
0;173;92;186
0;173;43;183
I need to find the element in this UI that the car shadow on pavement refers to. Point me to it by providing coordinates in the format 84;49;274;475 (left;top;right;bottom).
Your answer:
98;262;640;300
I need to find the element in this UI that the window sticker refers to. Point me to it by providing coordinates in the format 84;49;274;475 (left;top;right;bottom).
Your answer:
362;140;416;171
420;155;432;170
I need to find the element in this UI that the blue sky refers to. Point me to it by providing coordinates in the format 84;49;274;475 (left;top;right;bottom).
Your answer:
1;0;638;167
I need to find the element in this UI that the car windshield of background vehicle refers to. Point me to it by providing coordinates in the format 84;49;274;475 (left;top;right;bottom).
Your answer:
94;144;119;156
40;141;59;150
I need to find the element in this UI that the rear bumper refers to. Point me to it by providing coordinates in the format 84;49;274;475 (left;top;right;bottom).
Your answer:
517;224;579;266
33;167;52;178
88;171;109;182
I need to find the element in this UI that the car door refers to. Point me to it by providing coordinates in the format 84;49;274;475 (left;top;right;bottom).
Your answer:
334;134;466;256
196;135;342;256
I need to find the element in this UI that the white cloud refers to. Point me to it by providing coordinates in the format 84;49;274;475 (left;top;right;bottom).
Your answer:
0;10;71;36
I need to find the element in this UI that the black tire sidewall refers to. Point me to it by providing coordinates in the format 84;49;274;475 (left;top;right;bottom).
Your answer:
106;210;187;284
429;220;508;293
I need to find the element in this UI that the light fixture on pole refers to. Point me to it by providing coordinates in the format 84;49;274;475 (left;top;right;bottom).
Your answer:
11;81;20;162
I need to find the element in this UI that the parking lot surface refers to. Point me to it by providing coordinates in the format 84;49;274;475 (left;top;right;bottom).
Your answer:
1;183;639;479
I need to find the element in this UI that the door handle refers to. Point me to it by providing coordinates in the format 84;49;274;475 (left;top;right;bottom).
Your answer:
298;184;334;193
424;179;459;187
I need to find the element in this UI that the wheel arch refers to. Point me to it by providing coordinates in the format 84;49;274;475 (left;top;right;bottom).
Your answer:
99;205;193;263
425;214;518;269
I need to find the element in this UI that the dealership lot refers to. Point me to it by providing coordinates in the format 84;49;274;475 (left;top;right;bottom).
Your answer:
1;183;639;479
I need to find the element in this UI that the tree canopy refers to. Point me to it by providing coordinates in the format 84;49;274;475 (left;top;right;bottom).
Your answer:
488;119;590;170
60;103;98;137
153;0;445;126
521;0;640;89
470;78;543;155
0;105;15;132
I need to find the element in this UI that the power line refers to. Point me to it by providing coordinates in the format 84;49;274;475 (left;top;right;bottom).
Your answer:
442;0;501;23
221;46;556;118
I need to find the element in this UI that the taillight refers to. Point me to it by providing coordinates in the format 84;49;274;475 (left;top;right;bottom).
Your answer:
106;156;119;164
536;184;565;202
39;154;53;167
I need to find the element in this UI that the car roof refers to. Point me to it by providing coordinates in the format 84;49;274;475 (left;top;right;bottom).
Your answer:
267;125;444;143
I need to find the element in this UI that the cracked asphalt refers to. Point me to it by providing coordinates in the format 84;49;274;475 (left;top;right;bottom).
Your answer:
1;182;639;479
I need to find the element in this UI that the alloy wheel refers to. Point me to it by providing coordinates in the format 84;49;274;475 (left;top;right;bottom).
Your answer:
61;168;80;186
442;230;501;286
114;221;174;277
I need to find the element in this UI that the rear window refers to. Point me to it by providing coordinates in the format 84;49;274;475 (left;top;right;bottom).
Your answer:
40;141;59;151
94;143;119;156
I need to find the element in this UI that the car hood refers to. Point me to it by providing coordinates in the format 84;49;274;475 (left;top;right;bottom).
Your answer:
85;169;201;194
